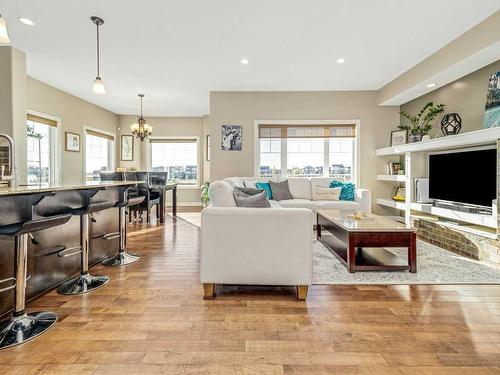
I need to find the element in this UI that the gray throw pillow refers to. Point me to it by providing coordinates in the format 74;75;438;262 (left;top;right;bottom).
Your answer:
233;189;271;208
269;180;294;201
234;186;265;196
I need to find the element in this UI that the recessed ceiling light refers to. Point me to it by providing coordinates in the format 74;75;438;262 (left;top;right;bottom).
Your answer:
336;57;347;64
18;17;34;26
426;83;436;88
240;58;249;65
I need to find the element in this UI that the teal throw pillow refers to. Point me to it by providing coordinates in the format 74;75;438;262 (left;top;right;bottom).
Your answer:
329;180;355;201
255;182;273;200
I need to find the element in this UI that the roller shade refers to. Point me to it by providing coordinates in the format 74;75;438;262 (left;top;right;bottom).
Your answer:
259;124;356;138
27;114;58;127
86;129;114;141
149;138;197;144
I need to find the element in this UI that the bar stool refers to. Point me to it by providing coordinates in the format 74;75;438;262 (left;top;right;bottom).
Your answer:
0;213;72;349
57;198;115;295
102;188;144;267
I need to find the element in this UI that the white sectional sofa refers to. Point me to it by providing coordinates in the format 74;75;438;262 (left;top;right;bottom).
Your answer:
200;176;372;300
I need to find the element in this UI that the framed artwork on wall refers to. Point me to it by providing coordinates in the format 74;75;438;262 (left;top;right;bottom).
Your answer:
221;125;242;151
121;135;134;161
65;132;80;152
483;71;500;128
390;129;407;147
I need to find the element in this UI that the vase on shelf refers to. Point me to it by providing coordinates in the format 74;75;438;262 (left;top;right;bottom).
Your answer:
409;134;422;143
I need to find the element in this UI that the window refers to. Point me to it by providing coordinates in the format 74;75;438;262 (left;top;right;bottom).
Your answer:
150;139;198;185
258;124;356;182
27;114;57;185
85;129;115;181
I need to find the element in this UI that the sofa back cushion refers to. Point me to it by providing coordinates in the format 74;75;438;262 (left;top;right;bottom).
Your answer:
287;178;312;200
224;177;245;188
208;180;237;207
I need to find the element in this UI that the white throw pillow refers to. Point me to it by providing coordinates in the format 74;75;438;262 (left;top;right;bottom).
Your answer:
312;186;342;201
208;181;237;207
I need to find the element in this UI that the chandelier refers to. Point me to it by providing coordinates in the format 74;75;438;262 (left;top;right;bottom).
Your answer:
131;94;152;142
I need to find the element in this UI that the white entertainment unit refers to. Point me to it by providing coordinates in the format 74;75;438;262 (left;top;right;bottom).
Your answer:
376;127;500;240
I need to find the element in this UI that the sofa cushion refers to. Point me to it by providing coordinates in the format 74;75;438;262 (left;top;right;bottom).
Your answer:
312;186;342;201
224;177;245;188
278;199;320;211
287;178;312;200
233;189;271;208
208;181;237;207
316;200;360;211
269;180;294;201
234;186;265;196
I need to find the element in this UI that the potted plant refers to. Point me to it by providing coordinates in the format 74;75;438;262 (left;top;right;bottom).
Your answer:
398;102;444;142
201;182;210;207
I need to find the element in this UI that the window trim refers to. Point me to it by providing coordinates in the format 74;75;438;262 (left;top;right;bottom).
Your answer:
146;136;201;189
254;119;361;185
83;126;116;182
27;110;62;185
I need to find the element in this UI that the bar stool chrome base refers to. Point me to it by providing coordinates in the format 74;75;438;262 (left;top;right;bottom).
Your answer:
102;251;139;267
0;311;57;350
57;273;109;295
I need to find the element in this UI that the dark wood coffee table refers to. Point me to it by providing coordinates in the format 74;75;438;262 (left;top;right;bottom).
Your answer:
316;210;417;273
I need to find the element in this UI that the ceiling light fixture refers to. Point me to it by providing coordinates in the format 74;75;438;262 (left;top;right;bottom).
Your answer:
131;94;153;142
426;83;436;88
240;58;249;65
336;57;347;64
91;16;105;95
0;14;11;43
18;17;34;26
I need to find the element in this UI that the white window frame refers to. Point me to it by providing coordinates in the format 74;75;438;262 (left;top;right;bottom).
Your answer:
27;110;62;185
83;126;116;182
146;136;201;189
254;119;360;185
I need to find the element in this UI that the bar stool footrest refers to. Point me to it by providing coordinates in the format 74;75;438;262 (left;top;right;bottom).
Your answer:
57;274;110;295
0;311;57;350
102;252;140;267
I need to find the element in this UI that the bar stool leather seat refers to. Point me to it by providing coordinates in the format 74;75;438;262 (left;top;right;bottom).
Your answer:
0;213;72;350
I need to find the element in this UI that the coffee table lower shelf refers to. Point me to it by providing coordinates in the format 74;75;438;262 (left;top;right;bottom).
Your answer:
319;233;412;272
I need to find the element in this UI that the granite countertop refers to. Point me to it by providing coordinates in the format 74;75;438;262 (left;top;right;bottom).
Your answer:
0;181;141;196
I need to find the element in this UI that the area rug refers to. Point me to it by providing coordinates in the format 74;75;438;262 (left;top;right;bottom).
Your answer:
314;239;500;285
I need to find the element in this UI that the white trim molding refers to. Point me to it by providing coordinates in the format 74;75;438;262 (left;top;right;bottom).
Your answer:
82;125;116;182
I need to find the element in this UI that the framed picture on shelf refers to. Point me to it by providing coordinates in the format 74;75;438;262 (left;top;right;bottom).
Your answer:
393;187;406;201
390;129;407;146
65;132;80;152
121;135;134;161
388;162;403;175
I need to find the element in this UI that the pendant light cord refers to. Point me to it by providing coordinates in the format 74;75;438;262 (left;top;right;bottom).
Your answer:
96;23;100;77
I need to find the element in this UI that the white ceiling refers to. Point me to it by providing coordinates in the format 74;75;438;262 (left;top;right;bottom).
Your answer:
3;0;500;116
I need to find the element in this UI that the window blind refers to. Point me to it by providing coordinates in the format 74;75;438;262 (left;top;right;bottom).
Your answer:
27;114;58;127
258;124;356;138
86;129;114;141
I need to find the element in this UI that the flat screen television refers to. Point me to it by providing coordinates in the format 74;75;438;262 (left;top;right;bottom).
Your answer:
429;148;497;208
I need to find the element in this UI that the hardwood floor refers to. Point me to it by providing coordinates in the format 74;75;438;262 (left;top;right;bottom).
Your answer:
1;211;500;374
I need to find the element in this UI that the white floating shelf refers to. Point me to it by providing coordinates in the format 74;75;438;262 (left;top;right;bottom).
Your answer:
377;198;406;210
376;127;500;156
377;174;406;182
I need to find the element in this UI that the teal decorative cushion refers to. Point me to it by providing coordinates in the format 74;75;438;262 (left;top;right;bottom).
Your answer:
255;182;273;199
329;180;356;201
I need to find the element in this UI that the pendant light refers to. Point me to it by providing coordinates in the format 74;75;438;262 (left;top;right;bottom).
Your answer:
91;16;105;94
131;94;153;142
0;14;11;44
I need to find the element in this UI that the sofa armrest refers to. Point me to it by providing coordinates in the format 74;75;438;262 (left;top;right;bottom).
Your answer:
201;207;313;286
355;189;372;214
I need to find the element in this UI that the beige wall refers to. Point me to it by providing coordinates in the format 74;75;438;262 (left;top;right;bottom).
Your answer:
27;77;119;185
209;91;400;213
118;115;205;205
401;60;500;134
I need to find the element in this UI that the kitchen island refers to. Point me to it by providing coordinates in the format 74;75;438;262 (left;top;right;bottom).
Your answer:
0;181;138;317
